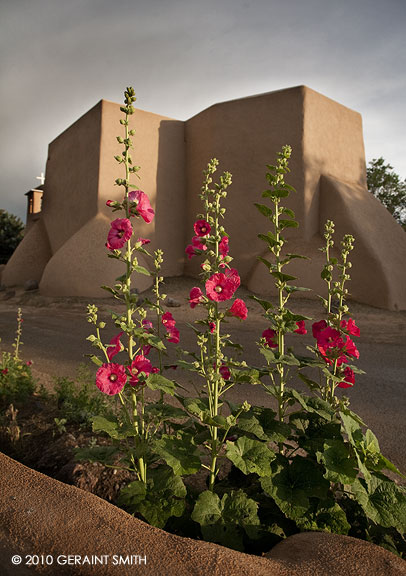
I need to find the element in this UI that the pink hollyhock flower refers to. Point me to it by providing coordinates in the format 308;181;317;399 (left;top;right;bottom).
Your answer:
194;219;211;237
107;332;124;361
189;287;204;309
206;273;235;302
167;326;180;344
262;328;278;348
106;199;115;207
128;190;155;223
219;364;231;380
142;319;154;332
312;320;327;340
128;355;152;386
341;318;360;337
209;322;216;333
343;335;360;359
96;363;127;395
1;368;8;375
136;237;151;246
228;299;248;320
192;236;207;250
26;360;33;366
185;244;195;259
338;366;355;388
224;268;241;290
219;236;229;258
142;344;152;356
162;311;176;328
151;367;160;374
106;218;133;250
294;320;307;335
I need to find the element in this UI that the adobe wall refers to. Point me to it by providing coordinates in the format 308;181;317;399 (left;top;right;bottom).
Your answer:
184;87;306;281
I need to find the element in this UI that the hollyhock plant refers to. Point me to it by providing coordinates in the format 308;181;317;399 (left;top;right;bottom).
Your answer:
128;190;155;223
338;366;355;388
219;236;229;259
96;363;127;395
87;88;181;493
106;218;133;250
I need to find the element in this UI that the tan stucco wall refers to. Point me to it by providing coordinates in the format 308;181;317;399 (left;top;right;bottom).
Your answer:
41;102;102;255
184;87;306;282
1;219;51;286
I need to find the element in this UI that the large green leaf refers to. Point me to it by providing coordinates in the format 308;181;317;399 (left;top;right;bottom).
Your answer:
352;476;406;533
154;433;201;475
191;489;261;551
92;415;135;440
146;373;176;395
261;456;330;520
118;466;186;528
296;499;350;535
74;445;118;465
226;436;275;477
317;439;358;485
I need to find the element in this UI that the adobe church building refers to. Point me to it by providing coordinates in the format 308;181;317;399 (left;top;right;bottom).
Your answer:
2;86;406;310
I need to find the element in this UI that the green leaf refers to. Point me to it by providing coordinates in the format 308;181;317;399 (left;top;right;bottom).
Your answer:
352;477;406;532
254;203;273;218
271;271;297;283
279;219;299;230
145;373;176;396
154;434;201;475
226;436;275;477
261;456;330;520
234;411;267;440
89;355;103;367
191;489;261;551
144;403;186;421
91;416;136;440
296;499;350;535
133;265;151;276
262;188;290;199
249;295;274;311
118;466;186;528
74;445;118;465
258;256;274;270
282;208;295;218
317;439;358;484
258;232;278;247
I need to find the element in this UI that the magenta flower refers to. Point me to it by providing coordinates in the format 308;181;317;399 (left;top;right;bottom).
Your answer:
209;322;216;333
142;319;154;332
219;364;231;380
162;311;176;328
96;363;127;395
106;199;115;207
341;318;360;337
162;312;179;343
128;190;155;223
1;368;8;375
228;298;248;320
224;268;241;290
219;236;229;258
189;287;204;308
312;320;327;340
294;320;307;334
262;328;278;348
194;219;211;237
136;237;151;246
128;355;152;386
185;244;196;259
343;335;360;359
106;218;133;250
167;326;180;344
338;366;355;389
107;332;124;361
206;272;236;302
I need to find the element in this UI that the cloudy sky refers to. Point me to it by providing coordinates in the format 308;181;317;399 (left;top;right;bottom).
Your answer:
1;0;405;222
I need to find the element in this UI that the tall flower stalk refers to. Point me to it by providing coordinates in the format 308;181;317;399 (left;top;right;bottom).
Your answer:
183;159;249;491
254;146;309;423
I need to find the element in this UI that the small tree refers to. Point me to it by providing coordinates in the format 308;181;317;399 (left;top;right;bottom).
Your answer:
0;210;24;265
367;157;406;229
